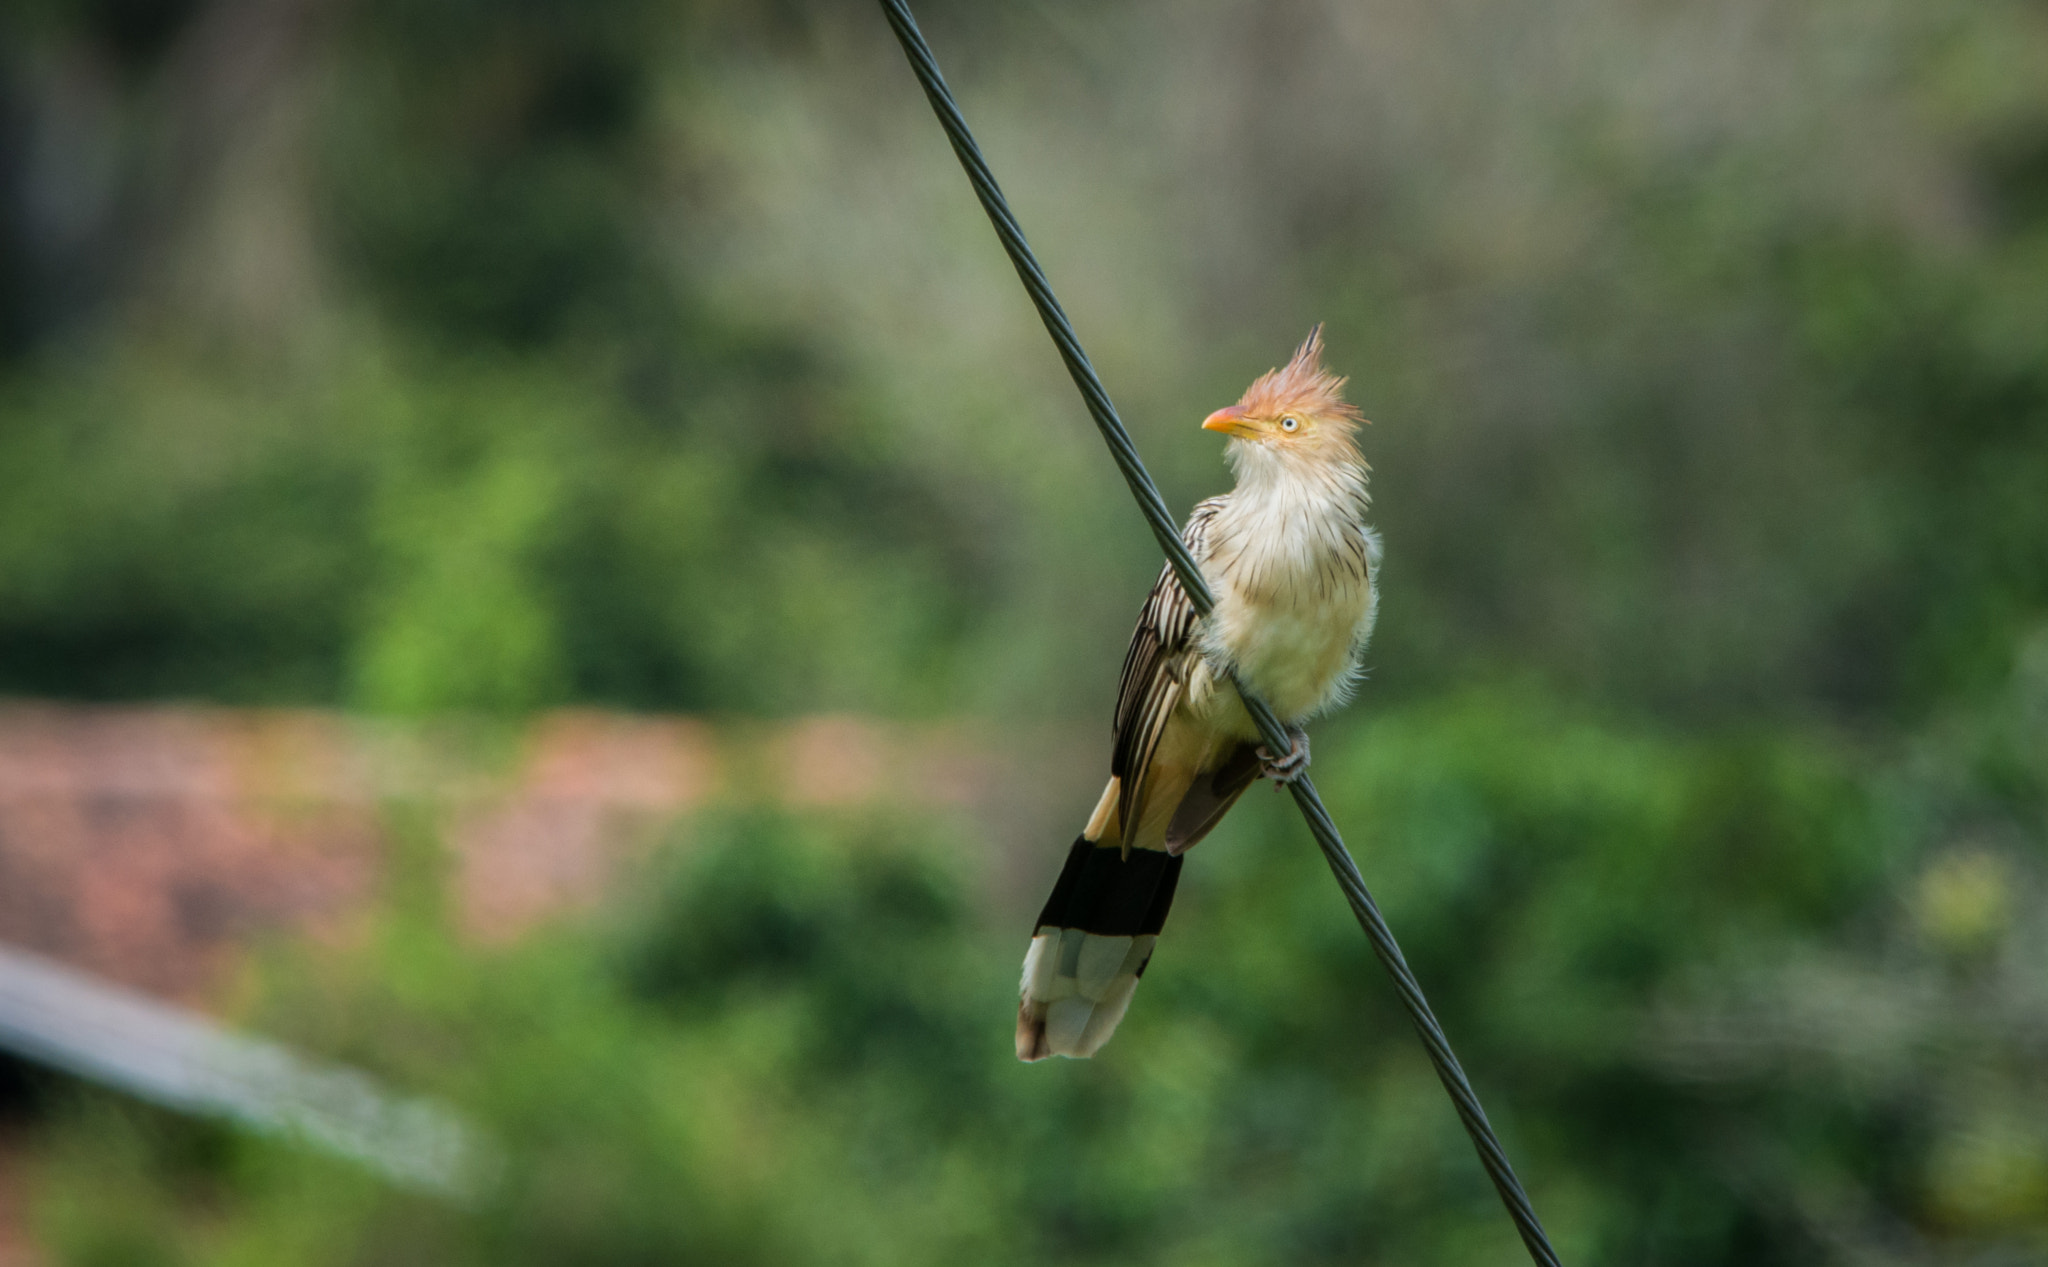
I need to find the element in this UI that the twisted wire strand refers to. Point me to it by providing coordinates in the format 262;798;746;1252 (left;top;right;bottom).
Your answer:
875;3;1560;1263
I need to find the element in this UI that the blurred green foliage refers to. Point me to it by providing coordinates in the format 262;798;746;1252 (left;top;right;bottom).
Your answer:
2;0;2047;1262
26;673;2048;1264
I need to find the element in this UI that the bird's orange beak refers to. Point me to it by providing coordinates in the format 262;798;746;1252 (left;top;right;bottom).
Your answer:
1202;406;1256;438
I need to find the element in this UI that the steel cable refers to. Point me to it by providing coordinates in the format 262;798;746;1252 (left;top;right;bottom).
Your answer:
875;3;1560;1264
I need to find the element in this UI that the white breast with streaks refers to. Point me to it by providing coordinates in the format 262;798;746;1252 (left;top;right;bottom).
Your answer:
1191;447;1378;728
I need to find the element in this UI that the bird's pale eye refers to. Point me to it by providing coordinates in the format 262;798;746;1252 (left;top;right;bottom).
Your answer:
1280;416;1300;432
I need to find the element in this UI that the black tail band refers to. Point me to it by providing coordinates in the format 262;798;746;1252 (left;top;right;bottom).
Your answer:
1033;838;1183;937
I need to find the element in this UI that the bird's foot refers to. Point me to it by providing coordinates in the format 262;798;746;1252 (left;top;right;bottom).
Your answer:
1257;727;1311;785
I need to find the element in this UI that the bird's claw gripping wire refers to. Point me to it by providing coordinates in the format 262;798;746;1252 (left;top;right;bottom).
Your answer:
1257;726;1311;785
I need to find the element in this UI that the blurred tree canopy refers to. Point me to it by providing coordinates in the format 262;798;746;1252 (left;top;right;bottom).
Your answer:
1;0;2046;1263
2;0;2042;724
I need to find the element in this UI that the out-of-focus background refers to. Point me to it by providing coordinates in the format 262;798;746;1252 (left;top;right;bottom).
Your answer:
0;0;2044;1262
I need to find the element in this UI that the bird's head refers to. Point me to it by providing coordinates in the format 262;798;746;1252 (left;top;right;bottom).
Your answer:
1201;325;1366;463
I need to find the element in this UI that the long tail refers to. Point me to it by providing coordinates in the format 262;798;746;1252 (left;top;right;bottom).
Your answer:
1015;839;1183;1061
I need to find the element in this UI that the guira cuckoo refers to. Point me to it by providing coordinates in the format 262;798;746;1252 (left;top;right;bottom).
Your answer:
1018;326;1380;1061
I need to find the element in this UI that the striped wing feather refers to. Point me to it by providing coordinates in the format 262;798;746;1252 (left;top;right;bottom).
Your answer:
1109;498;1224;837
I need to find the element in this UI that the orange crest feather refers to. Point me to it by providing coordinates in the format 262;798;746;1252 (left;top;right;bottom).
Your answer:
1233;325;1365;428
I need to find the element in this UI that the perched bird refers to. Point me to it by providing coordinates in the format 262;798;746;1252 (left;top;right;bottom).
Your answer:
1017;326;1380;1061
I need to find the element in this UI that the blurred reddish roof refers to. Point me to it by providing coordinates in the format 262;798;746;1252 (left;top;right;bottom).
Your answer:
0;704;997;1008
